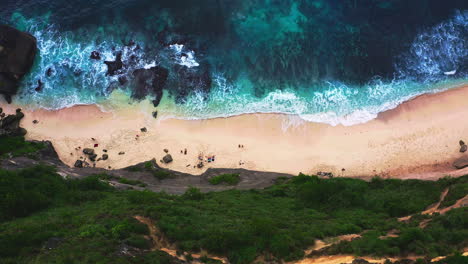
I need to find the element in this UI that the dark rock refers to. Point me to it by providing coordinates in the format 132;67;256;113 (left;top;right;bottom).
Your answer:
43;237;64;250
104;52;123;76
453;156;468;169
3;94;12;103
459;140;465;146
118;151;125;155
89;154;98;162
74;159;83;168
102;154;109;160
162;154;173;164
46;67;53;77
163;149;169;153
0;109;25;136
0;74;18;100
460;144;467;153
131;66;169;106
32;119;38;124
34;79;43;92
73;69;82;76
103;149;107;152
118;76;127;85
140;127;147;132
172;65;212;103
90;51;101;60
0;107;2;114
83;148;95;155
152;111;158;119
197;162;204;168
0;25;37;102
16;127;27;136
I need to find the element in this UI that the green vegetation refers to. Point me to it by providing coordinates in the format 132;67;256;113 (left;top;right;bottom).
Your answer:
118;178;147;187
1;165;466;264
328;208;467;258
440;176;468;208
125;161;172;180
208;173;241;185
0;136;45;158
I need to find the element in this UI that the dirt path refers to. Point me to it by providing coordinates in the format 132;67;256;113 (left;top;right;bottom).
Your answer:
398;188;449;222
134;215;228;263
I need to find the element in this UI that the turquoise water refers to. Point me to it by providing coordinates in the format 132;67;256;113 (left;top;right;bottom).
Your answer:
2;1;467;126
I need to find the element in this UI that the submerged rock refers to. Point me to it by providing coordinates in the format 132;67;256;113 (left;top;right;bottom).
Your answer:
171;65;212;103
0;25;37;103
34;79;43;92
90;51;101;60
104;51;123;76
131;66;169;106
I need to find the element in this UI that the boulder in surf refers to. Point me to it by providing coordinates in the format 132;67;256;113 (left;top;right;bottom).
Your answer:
0;25;37;103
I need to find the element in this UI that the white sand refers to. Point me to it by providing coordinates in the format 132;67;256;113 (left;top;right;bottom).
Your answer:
2;84;468;179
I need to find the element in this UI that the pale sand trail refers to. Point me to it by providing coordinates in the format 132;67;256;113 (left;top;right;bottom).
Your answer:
2;84;468;178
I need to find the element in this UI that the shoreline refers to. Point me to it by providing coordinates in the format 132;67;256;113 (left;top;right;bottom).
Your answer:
2;84;468;179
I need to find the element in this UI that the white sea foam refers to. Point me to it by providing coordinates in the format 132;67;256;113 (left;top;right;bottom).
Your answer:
169;44;199;68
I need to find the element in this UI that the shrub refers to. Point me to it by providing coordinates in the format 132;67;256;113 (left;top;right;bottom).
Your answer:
152;170;171;180
209;174;241;185
0;136;45;158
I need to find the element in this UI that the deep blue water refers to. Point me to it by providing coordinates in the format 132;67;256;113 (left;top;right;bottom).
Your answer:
1;0;467;125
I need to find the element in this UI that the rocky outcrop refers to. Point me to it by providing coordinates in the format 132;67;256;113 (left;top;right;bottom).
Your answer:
0;25;37;103
0;108;27;136
74;160;84;168
104;52;123;76
171;65;211;103
131;66;169;106
453;156;468;170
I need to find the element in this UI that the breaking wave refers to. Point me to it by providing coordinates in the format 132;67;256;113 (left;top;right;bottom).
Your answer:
7;9;468;126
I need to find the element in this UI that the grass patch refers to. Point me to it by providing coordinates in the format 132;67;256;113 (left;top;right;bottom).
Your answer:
125;161;172;180
0;136;45;158
118;178;147;187
209;173;241;185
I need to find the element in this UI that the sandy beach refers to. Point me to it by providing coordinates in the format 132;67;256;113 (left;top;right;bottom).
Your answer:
2;84;468;179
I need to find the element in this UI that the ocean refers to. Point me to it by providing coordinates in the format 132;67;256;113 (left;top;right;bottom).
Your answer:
1;0;467;126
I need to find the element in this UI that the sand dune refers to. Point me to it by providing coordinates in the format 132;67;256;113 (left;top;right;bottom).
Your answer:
2;84;468;179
